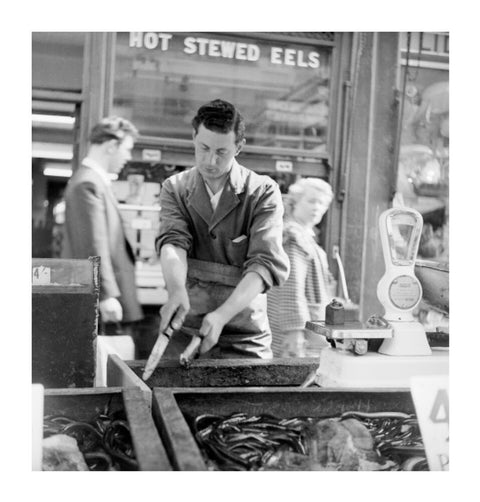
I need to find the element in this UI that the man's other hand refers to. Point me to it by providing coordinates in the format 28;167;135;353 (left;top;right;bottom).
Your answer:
100;297;123;323
198;311;228;354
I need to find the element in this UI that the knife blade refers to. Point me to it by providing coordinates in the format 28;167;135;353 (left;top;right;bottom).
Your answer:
142;325;174;380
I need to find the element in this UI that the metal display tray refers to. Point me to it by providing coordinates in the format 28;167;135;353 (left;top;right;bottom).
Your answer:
151;387;415;471
43;387;171;471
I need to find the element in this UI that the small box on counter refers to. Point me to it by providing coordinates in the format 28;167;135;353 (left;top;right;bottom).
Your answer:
325;299;346;325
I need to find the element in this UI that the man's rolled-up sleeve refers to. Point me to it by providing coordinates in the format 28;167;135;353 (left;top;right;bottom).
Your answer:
243;181;290;291
155;179;192;255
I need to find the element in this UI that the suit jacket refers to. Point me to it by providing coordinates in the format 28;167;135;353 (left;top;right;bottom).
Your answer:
62;163;142;322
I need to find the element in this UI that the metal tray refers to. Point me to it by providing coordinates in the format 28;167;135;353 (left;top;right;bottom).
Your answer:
151;387;415;471
44;386;171;470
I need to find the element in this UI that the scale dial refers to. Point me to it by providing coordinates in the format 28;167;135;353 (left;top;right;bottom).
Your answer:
388;274;421;310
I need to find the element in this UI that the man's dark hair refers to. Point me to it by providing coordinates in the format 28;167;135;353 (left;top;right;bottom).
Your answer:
89;116;139;145
192;99;246;144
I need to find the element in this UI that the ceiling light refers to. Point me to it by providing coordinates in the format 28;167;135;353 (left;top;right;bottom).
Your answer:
32;142;73;160
32;114;75;126
43;167;72;178
42;162;118;181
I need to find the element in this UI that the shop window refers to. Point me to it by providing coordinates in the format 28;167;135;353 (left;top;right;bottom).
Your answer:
112;32;333;153
396;33;449;264
396;32;449;334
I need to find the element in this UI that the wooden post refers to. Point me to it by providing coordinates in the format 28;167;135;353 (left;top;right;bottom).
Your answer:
77;32;116;168
341;33;400;319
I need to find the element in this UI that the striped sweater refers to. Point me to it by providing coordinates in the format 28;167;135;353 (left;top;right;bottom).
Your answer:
267;220;335;357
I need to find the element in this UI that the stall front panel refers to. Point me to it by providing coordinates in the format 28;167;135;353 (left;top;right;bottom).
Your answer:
107;354;319;389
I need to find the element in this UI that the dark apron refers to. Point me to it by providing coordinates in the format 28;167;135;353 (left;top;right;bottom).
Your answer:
179;258;273;359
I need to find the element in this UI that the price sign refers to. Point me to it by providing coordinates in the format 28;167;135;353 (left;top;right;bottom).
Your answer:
142;149;162;162
275;160;293;172
410;375;449;470
32;266;51;285
131;218;153;230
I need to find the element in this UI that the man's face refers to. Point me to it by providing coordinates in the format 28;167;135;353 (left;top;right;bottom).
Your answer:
193;124;243;184
108;134;134;174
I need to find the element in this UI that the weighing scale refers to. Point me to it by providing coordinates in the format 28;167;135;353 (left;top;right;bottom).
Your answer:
306;207;449;388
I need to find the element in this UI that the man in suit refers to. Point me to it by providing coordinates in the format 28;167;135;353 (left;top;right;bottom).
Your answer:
62;117;143;334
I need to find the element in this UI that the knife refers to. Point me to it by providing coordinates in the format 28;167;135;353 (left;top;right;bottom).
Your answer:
142;325;174;381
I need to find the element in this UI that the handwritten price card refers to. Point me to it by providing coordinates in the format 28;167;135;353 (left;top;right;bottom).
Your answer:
410;375;449;471
32;266;51;285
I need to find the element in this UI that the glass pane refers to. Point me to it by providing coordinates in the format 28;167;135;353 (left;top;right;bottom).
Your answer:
386;212;421;264
396;33;449;332
113;32;332;153
396;32;449;263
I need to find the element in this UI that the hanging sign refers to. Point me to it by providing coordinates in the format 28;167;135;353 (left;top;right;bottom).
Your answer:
131;218;153;230
142;149;162;162
129;32;322;69
401;32;449;56
410;375;449;470
275;160;293;172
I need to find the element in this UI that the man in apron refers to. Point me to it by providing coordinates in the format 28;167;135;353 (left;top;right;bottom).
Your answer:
156;99;290;359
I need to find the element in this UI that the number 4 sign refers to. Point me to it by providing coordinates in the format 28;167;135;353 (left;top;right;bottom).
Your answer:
410;375;449;471
32;266;51;285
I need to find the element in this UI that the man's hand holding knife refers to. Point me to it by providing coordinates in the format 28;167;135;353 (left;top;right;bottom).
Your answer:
142;288;229;379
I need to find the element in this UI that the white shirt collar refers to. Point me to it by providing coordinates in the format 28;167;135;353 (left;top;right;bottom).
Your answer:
82;157;112;186
204;183;224;211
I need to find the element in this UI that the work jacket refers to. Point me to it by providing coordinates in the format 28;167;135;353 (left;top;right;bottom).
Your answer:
156;160;289;289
